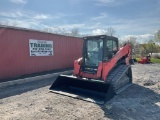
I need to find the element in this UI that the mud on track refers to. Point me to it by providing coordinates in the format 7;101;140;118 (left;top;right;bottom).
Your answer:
0;64;160;120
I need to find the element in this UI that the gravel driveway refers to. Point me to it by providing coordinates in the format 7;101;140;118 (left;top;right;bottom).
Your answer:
0;64;160;120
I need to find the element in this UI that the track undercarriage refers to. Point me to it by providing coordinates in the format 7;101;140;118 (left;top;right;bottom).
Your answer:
49;65;132;104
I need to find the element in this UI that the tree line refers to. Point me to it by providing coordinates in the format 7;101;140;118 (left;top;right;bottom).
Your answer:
121;36;160;58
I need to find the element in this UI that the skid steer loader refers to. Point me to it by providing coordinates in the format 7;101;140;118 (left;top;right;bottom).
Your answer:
50;35;132;104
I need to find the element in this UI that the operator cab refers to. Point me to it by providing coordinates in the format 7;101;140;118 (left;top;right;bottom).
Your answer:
82;35;118;73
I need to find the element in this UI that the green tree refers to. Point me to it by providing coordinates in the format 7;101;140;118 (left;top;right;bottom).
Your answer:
140;40;160;56
146;40;157;55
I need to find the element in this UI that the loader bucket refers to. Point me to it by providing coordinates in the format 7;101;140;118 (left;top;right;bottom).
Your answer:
49;75;115;104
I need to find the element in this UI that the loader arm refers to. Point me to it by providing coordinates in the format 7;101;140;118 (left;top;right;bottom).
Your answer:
102;44;131;81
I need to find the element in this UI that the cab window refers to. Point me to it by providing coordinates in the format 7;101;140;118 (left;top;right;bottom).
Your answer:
106;40;117;51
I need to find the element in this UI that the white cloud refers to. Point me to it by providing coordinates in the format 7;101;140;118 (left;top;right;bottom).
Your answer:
92;29;154;43
119;34;154;43
136;34;154;40
0;10;85;31
136;34;154;43
59;24;85;29
10;0;27;4
94;0;121;6
92;29;106;35
16;21;38;28
91;13;108;21
0;18;41;29
34;14;50;19
0;10;53;21
96;16;160;35
95;0;115;4
0;11;24;18
94;0;134;7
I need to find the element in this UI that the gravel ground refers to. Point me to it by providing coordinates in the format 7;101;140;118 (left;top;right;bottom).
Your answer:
0;64;160;120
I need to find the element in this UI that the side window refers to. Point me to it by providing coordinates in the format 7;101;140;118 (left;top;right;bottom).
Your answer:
113;41;118;51
106;40;112;51
106;40;117;51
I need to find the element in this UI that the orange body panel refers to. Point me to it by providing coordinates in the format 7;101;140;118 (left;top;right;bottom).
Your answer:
74;44;131;81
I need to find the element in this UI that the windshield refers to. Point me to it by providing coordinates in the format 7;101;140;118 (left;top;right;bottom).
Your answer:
85;39;103;66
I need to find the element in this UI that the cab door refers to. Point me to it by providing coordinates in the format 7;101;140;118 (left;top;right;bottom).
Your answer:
104;37;118;61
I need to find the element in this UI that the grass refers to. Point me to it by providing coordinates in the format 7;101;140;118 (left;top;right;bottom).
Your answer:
136;58;160;63
150;58;160;63
136;58;141;61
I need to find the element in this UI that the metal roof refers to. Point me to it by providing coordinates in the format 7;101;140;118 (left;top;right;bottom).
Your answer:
0;25;81;38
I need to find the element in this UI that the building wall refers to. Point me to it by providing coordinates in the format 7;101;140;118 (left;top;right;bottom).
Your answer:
0;27;83;80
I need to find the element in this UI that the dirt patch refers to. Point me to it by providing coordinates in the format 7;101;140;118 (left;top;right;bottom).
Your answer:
0;63;160;120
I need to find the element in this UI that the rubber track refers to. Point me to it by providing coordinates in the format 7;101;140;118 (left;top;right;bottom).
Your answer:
107;65;131;94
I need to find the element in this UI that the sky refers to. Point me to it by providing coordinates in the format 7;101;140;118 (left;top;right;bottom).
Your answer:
0;0;160;43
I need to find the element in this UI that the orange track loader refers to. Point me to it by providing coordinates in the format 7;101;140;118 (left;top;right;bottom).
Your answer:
50;35;132;104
